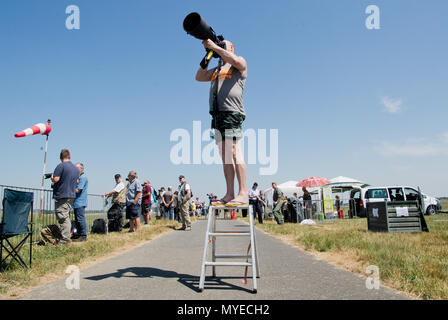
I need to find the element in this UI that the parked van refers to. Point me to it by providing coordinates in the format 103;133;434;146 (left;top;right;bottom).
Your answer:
348;186;440;217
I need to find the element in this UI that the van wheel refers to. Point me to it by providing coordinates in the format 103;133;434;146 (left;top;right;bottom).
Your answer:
426;206;437;216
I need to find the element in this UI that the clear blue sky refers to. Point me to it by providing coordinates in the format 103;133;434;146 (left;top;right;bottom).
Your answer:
1;0;447;199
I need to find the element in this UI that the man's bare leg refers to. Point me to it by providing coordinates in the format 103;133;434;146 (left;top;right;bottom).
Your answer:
218;138;236;203
229;138;247;203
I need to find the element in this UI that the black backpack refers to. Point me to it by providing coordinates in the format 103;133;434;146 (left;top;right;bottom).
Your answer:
91;218;107;234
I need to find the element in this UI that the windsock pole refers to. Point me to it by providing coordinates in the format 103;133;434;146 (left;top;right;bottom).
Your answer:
40;119;51;216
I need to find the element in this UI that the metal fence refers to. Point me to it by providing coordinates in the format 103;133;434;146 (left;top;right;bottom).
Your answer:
0;184;106;244
263;198;363;224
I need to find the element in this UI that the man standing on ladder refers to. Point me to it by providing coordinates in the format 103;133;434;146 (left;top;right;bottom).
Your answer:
195;39;248;206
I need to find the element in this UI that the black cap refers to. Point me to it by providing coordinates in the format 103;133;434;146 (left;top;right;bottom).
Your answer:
114;174;121;179
179;175;185;179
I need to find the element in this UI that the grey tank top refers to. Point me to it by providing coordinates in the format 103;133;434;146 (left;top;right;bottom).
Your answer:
209;63;246;115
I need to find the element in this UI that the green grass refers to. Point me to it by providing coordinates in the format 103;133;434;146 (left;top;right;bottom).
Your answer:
246;213;448;300
0;218;190;299
440;200;448;212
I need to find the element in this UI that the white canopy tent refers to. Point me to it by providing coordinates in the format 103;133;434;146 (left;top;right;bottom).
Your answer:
323;176;367;188
263;181;322;207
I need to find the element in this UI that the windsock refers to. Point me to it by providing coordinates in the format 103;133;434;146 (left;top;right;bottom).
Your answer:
14;123;52;138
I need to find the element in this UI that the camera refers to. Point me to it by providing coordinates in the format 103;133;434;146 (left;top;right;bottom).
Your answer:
44;173;52;179
183;12;226;68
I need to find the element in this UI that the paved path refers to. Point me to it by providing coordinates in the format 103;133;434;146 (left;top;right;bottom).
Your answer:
24;218;406;300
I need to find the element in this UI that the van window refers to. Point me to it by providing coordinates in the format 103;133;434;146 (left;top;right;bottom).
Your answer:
388;188;405;201
404;188;420;201
366;189;388;199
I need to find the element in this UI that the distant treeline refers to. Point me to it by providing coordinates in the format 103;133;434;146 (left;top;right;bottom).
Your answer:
439;197;448;200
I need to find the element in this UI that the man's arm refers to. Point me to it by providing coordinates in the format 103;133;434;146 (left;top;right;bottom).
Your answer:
196;66;216;82
202;39;247;73
105;190;117;198
184;190;191;203
133;192;141;205
76;177;86;194
51;165;62;183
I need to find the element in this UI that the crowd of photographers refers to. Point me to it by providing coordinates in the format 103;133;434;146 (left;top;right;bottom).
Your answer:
46;148;206;245
104;173;202;233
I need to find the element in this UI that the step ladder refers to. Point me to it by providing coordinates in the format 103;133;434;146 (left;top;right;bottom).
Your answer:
198;204;260;293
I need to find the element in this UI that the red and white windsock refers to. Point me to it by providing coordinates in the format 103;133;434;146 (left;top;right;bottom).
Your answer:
14;123;52;138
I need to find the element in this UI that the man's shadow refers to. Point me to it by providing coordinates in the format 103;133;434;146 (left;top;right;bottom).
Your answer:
85;267;254;293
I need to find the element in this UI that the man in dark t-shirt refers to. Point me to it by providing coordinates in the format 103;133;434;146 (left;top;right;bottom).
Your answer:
300;187;313;219
162;187;174;220
51;149;79;244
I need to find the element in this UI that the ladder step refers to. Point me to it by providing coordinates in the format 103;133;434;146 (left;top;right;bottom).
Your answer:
214;230;250;234
209;232;250;237
215;254;252;259
205;261;252;266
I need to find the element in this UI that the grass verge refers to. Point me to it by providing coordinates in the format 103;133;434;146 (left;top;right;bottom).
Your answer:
0;218;191;299
246;213;448;300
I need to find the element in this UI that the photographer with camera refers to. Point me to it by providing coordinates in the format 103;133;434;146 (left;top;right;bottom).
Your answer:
104;174;127;232
50;149;79;245
195;38;248;207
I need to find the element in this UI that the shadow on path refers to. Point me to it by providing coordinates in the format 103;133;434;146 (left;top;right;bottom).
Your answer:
85;267;254;294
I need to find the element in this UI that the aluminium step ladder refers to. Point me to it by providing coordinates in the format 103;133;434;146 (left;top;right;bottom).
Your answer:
198;204;260;293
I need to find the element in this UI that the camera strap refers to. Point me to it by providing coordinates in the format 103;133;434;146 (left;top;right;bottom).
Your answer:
213;59;222;113
210;59;222;129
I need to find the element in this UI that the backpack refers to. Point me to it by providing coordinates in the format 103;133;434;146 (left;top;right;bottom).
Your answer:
39;225;62;245
91;218;107;234
108;217;123;232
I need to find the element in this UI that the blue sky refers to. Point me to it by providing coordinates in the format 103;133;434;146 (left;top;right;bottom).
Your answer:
1;0;447;199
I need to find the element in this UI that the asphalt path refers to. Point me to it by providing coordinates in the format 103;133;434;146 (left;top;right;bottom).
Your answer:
23;218;406;300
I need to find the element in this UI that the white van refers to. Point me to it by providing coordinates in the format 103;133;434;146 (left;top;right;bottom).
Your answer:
348;186;441;217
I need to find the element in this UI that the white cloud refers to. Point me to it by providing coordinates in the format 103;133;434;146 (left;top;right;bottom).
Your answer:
374;133;448;157
381;96;403;114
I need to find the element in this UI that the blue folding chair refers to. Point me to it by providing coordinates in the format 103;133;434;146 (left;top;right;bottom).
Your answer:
0;189;34;270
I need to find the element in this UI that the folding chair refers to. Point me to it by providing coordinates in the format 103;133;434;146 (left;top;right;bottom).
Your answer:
0;189;34;271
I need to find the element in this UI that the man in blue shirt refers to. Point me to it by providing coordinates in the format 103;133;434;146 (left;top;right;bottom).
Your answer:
50;149;79;244
73;163;88;242
126;171;142;232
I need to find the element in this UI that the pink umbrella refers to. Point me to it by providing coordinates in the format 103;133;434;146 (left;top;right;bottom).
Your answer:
296;177;331;188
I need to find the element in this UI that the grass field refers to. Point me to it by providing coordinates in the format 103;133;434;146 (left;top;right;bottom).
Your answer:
0;217;188;299
249;212;448;300
440;200;448;212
